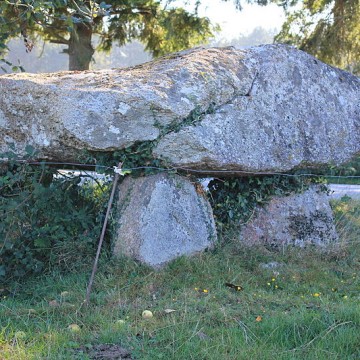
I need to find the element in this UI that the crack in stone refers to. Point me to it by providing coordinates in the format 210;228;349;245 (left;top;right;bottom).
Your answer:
186;71;260;122
209;71;260;114
245;71;259;97
154;70;260;142
224;71;260;105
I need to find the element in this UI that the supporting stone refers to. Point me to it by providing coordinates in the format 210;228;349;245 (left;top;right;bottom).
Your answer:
239;186;338;248
113;173;217;267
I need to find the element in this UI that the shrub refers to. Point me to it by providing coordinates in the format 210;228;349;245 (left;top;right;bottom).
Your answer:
0;153;110;283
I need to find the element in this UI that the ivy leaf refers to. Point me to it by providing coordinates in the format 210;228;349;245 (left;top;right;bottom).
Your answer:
34;238;51;248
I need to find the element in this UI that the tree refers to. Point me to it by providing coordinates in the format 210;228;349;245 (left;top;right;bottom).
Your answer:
275;0;360;75
0;0;217;71
0;0;277;72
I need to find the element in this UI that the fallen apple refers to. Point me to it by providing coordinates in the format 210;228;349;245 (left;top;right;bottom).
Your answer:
15;331;26;339
142;310;153;319
68;324;81;332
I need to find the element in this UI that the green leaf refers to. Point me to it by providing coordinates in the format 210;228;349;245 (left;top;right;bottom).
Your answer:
25;144;36;157
34;238;51;248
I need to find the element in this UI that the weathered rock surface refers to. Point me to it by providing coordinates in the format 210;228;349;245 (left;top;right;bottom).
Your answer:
113;173;216;266
154;46;360;173
239;186;338;247
0;44;359;174
0;46;252;161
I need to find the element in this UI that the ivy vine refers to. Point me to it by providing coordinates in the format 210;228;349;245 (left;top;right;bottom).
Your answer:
0;147;110;283
208;175;326;234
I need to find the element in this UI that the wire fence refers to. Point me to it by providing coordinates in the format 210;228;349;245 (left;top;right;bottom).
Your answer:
0;156;359;284
3;158;360;180
2;158;360;220
20;158;357;250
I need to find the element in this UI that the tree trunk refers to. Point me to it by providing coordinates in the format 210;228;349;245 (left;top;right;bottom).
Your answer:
68;23;94;71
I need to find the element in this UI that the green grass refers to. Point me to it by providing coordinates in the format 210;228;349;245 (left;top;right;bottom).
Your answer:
1;201;360;359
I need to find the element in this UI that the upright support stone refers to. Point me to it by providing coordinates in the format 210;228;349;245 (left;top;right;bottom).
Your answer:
239;186;338;248
113;173;217;267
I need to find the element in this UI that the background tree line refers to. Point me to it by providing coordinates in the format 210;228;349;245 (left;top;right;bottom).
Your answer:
0;0;359;74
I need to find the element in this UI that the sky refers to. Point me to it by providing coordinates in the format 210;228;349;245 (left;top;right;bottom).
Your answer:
171;0;286;40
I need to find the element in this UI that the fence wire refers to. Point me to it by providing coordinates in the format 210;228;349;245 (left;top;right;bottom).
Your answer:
0;156;359;284
22;159;356;248
2;158;360;180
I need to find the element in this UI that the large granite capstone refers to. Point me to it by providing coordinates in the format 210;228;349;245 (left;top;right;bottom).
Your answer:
0;44;359;174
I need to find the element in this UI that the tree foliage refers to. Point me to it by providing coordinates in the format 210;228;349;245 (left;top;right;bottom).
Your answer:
1;1;359;73
0;0;278;71
275;0;360;75
0;0;217;71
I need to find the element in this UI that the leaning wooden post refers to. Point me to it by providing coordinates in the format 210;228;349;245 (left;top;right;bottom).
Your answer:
85;162;122;305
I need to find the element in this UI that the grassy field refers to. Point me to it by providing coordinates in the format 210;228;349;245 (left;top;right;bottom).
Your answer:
1;199;359;360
